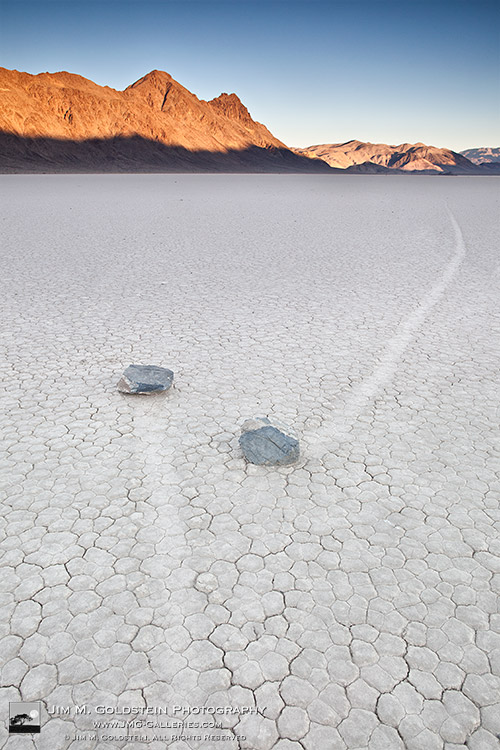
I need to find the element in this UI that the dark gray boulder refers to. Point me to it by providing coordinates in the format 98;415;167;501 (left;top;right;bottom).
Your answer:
239;417;300;466
117;364;174;394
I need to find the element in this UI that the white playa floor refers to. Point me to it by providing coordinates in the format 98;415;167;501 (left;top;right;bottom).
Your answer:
1;174;499;750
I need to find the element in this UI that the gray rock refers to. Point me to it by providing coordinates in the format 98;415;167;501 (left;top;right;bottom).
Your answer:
239;417;300;466
117;364;174;394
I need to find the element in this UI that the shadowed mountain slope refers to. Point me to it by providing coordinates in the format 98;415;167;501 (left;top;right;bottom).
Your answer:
0;132;342;173
0;67;331;172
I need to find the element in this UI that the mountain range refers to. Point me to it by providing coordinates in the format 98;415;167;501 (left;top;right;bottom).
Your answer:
292;140;482;174
0;67;497;174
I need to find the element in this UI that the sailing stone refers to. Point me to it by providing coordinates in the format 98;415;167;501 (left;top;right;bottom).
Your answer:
239;417;300;466
117;364;174;394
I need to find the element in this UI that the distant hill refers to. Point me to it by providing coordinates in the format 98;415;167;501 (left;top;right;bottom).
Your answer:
0;67;331;173
460;147;500;165
293;140;483;174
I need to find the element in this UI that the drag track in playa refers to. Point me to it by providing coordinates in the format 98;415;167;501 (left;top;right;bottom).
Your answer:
1;174;499;750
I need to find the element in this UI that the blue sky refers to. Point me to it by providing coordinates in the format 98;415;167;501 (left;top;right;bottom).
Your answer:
1;0;498;150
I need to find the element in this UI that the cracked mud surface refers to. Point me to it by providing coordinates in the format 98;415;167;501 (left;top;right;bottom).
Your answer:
0;174;499;749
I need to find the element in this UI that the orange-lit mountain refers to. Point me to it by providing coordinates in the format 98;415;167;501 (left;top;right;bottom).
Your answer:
0;67;331;172
293;140;479;173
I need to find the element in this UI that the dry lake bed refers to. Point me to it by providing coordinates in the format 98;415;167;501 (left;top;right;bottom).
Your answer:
1;174;499;750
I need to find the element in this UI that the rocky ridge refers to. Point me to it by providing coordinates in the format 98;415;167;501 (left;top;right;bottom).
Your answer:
0;67;329;172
